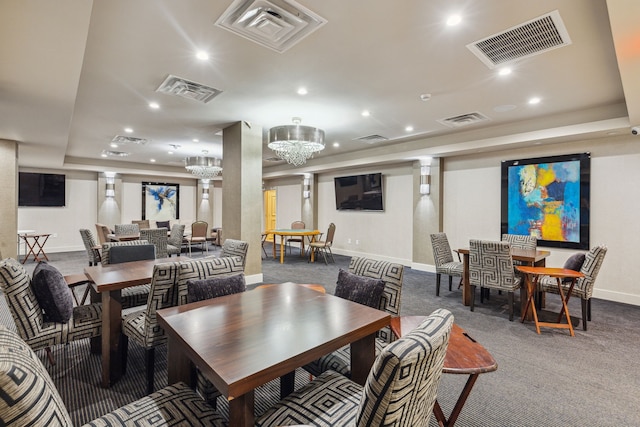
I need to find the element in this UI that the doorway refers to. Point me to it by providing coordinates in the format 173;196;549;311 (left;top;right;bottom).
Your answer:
264;189;276;242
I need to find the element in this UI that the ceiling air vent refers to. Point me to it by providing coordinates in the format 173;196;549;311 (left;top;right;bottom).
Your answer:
467;10;571;69
438;112;490;128
354;135;389;144
111;135;148;145
102;150;130;157
216;0;327;53
156;75;223;103
264;156;283;162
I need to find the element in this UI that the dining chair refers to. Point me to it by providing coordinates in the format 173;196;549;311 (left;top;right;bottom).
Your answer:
308;222;336;264
538;244;607;331
261;232;268;259
167;224;186;256
95;223;111;245
430;233;463;296
114;223;140;237
286;220;305;255
469;239;521;321
210;227;222;246
304;257;404;378
220;239;249;268
187;221;208;255
256;309;453;427
121;261;181;395
101;240;154;309
132;219;150;229
79;228;101;266
140;227;169;259
0;258;102;366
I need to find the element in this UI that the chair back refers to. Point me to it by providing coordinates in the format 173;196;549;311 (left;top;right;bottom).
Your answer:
140;228;168;259
177;256;245;305
469;239;518;291
191;221;208;238
109;244;156;264
132;219;150;229
291;221;305;230
115;223;139;236
168;224;186;246
501;233;537;250
577;244;607;299
430;233;455;267
95;223;111;245
324;223;336;246
349;257;404;343
357;309;453;426
220;239;249;267
101;240;151;265
79;228;101;264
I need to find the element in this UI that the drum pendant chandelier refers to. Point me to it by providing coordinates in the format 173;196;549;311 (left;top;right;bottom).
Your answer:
185;151;223;179
268;117;325;166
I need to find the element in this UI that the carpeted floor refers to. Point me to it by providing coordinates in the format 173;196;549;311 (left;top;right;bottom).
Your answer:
3;244;640;426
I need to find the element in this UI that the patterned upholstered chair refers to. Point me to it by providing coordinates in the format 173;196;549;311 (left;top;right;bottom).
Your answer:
257;309;453;427
79;228;101;266
501;233;537;251
220;238;249;268
121;261;181;394
101;240;153;309
304;257;404;378
430;233;463;296
167;224;186;256
114;223;140;237
469;239;521;321
140;227;169;259
0;258;102;365
539;244;607;331
0;325;225;427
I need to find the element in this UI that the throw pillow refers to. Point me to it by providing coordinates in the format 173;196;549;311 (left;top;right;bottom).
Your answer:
31;262;74;323
335;269;385;309
155;220;170;229
187;273;246;303
563;252;586;283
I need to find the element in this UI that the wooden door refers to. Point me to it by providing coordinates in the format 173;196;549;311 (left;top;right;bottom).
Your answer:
264;190;276;242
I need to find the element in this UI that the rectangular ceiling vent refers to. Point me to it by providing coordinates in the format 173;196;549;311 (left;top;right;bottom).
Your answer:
354;134;389;144
467;10;571;69
216;0;327;53
156;74;223;103
264;156;284;162
111;135;148;145
438;112;490;128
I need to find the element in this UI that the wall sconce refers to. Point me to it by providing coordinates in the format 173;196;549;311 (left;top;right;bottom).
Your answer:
420;165;431;195
202;179;210;200
303;175;311;199
105;173;115;198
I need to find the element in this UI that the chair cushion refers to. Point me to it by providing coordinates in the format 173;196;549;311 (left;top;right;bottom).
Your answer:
155;220;170;229
564;252;586;271
31;262;74;323
186;273;246;303
335;269;385;308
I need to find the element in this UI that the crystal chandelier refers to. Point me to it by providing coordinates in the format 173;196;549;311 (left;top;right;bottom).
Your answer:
185;152;222;179
268;117;325;166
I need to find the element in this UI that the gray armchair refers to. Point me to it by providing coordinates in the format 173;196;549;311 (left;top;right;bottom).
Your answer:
140;227;168;259
101;240;154;309
79;228;101;266
167;224;186;256
430;232;463;296
220;238;249;267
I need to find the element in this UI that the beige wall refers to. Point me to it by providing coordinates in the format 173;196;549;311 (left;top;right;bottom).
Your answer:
0;140;18;259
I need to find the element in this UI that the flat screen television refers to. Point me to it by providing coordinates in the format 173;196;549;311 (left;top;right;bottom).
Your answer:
18;172;66;207
334;173;383;211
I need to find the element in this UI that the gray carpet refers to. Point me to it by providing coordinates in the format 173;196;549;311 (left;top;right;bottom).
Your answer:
3;244;640;426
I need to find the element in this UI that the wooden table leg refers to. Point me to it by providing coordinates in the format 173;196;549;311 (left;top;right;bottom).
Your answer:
101;290;123;388
280;371;295;398
229;391;255;427
432;374;480;427
556;278;575;337
350;333;376;386
166;336;194;386
279;235;285;264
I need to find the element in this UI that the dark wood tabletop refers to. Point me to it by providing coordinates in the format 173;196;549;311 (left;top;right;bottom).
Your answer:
158;282;390;427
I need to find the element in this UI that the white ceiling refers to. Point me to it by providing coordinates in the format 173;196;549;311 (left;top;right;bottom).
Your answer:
1;0;638;179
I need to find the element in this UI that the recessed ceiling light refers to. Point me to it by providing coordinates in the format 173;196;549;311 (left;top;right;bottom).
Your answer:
405;126;414;132
193;138;199;142
149;102;160;109
297;87;308;95
196;50;209;60
362;110;370;117
446;14;462;26
498;68;512;76
124;127;133;133
110;143;118;148
168;151;174;155
333;142;340;148
150;158;156;163
528;97;541;105
101;153;108;158
419;93;432;101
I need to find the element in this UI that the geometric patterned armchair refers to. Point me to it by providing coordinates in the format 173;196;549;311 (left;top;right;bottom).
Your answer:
501;233;537;250
469;239;521;321
430;233;463;296
140;227;169;259
101;240;153;309
256;309;453;427
0;258;102;364
304;257;404;378
0;325;226;427
79;228;101;266
114;223;140;237
220;239;249;268
167;224;186;256
539;244;607;331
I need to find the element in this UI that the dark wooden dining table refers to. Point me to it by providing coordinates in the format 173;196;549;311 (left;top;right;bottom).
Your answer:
157;282;390;427
457;247;550;316
84;256;191;387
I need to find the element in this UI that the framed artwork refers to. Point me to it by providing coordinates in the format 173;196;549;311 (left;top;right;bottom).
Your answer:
500;153;590;249
142;182;179;220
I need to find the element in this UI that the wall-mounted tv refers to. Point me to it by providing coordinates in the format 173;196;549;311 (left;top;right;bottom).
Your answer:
334;173;383;211
18;172;66;207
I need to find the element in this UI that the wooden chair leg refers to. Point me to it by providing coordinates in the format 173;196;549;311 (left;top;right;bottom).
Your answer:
470;285;476;312
435;274;441;296
121;334;129;373
448;276;453;292
146;348;155;395
582;298;588;331
508;291;514;321
45;347;56;366
587;298;592;321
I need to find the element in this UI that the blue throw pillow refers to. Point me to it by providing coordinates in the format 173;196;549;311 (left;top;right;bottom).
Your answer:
31;262;74;323
335;269;385;309
187;273;246;303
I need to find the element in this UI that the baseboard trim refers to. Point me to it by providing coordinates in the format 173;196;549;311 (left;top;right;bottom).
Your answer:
331;248;411;267
245;273;263;285
411;262;436;273
593;289;640;306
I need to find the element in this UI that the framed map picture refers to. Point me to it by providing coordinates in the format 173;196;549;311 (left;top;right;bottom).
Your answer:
142;182;180;220
500;153;590;249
